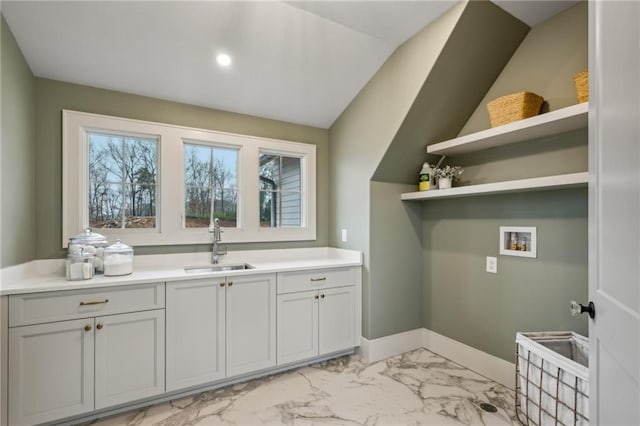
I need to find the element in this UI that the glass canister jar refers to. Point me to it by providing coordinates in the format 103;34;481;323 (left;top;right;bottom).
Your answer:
103;240;134;276
68;228;108;273
66;251;95;281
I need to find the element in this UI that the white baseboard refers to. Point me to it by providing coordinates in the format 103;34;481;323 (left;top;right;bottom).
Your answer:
359;329;424;364
359;328;515;389
421;329;515;389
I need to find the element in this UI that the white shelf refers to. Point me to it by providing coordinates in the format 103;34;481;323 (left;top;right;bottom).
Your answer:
400;172;588;201
427;103;588;156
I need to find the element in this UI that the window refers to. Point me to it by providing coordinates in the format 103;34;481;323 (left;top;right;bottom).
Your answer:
88;132;158;229
63;110;316;246
184;143;238;228
259;153;302;227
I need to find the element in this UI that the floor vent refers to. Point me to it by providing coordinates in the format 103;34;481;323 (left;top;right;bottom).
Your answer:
479;402;498;413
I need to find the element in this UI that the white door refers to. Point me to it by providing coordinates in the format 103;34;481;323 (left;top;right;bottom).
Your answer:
94;310;165;409
589;1;640;423
318;286;355;355
8;318;94;425
166;279;226;391
277;290;319;365
226;273;276;377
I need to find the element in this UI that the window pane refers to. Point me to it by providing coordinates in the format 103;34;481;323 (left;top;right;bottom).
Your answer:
184;144;212;188
89;133;123;182
259;153;302;228
89;183;123;228
88;132;158;229
280;191;301;226
214;188;237;227
124;184;156;228
184;143;238;228
260;191;276;227
214;147;238;188
185;187;212;228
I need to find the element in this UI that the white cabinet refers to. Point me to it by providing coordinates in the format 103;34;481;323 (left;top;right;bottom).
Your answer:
226;274;276;377
165;273;276;391
276;290;319;365
4;263;361;425
166;279;225;392
94;310;165;409
318;286;356;355
276;268;358;366
7;283;165;425
8;319;94;426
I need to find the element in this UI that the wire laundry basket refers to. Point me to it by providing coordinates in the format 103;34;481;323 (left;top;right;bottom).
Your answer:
515;332;589;425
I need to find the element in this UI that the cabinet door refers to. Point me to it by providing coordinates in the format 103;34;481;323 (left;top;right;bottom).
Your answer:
166;279;225;391
318;286;355;355
94;310;164;409
226;274;276;377
277;290;319;365
9;319;94;425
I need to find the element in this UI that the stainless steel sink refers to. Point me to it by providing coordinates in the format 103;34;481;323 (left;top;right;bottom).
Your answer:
184;263;254;274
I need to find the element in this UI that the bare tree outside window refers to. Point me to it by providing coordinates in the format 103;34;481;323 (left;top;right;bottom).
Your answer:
88;133;158;229
259;153;302;227
184;143;238;228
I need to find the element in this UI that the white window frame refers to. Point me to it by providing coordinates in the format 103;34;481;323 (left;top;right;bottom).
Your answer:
63;110;316;247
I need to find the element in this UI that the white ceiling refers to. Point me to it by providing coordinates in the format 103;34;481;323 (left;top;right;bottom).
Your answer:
2;1;578;129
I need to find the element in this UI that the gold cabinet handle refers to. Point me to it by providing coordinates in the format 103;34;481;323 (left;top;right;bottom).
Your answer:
310;277;326;282
320;294;325;299
228;282;233;287
80;299;109;306
220;282;226;287
96;323;103;330
314;294;319;299
84;325;92;331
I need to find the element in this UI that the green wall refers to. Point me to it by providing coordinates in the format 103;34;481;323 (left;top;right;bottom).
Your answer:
34;79;329;259
329;0;529;340
460;1;587;135
329;1;466;338
422;190;588;361
369;181;423;337
1;16;35;268
422;2;589;363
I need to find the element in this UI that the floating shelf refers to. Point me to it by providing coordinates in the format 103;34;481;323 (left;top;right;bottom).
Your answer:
427;103;588;156
400;172;588;201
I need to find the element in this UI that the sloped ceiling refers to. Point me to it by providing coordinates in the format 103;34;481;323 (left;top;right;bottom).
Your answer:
1;1;455;128
2;1;578;129
372;1;530;183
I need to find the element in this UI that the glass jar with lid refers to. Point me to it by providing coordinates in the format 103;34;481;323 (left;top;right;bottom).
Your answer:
66;251;95;281
103;240;134;276
68;228;108;273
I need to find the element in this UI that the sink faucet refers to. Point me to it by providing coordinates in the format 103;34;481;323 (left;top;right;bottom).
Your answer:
209;218;227;264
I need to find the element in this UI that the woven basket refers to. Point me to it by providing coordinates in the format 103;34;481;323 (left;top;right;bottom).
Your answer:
486;92;544;127
574;70;588;103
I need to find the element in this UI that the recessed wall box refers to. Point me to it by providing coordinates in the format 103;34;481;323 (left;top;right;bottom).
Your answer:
500;226;537;258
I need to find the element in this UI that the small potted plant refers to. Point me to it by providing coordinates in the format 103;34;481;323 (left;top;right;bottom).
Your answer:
435;165;464;189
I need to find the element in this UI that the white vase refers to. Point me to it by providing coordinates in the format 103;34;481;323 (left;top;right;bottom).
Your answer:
439;177;452;189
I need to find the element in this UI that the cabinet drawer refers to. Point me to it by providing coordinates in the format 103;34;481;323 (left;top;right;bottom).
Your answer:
9;283;165;327
277;267;355;294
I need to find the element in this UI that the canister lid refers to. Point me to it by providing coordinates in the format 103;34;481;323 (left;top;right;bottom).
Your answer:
104;239;133;255
70;228;108;246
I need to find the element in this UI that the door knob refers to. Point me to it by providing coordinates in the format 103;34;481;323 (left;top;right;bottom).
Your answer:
570;301;595;319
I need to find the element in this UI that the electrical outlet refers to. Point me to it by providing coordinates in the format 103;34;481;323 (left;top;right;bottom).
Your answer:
486;256;497;273
341;229;348;243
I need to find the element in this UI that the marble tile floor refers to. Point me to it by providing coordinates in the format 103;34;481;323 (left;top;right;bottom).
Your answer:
86;349;518;426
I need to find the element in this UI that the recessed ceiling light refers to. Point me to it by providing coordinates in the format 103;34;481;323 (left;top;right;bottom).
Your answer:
216;53;232;67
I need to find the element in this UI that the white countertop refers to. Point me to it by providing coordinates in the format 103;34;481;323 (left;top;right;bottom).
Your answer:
0;247;362;296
